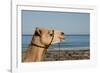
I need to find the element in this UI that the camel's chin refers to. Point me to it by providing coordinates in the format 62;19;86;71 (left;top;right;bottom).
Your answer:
51;39;64;44
51;40;61;44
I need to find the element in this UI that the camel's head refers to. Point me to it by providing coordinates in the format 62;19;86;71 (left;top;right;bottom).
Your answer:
31;27;64;47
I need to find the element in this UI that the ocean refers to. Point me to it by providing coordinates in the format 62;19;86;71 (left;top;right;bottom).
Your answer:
22;34;90;52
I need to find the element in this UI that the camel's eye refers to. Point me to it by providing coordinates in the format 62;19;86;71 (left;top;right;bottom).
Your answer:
49;30;53;37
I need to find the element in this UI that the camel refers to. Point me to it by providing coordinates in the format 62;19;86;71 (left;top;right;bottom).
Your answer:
22;27;64;62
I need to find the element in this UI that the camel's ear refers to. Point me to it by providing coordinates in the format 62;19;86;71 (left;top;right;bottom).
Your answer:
34;27;41;36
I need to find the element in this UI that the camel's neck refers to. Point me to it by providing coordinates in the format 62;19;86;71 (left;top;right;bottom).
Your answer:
23;45;45;62
23;35;48;62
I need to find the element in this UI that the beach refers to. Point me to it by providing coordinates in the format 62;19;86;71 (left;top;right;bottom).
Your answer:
44;49;90;61
22;48;90;62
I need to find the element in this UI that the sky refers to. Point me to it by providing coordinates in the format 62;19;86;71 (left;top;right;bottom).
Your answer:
22;10;90;35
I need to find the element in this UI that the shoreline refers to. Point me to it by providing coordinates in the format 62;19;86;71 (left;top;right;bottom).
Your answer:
47;47;89;51
22;47;89;52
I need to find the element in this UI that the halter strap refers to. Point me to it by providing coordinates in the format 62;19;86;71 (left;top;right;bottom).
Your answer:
31;30;54;49
45;30;54;49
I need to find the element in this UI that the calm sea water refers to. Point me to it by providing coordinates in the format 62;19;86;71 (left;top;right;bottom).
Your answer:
22;34;90;51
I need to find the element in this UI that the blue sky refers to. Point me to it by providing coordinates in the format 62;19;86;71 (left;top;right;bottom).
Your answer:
22;10;90;35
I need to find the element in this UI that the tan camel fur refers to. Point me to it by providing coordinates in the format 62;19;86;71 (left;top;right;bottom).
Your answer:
23;27;64;62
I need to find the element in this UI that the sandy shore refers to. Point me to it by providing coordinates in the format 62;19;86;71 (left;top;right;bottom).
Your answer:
44;49;90;61
22;48;90;61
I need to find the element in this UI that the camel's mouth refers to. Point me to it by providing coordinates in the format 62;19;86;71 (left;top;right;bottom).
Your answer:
60;37;64;41
51;35;65;44
58;35;64;40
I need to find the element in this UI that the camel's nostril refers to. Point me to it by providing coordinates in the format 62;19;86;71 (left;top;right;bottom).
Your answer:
61;32;64;35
